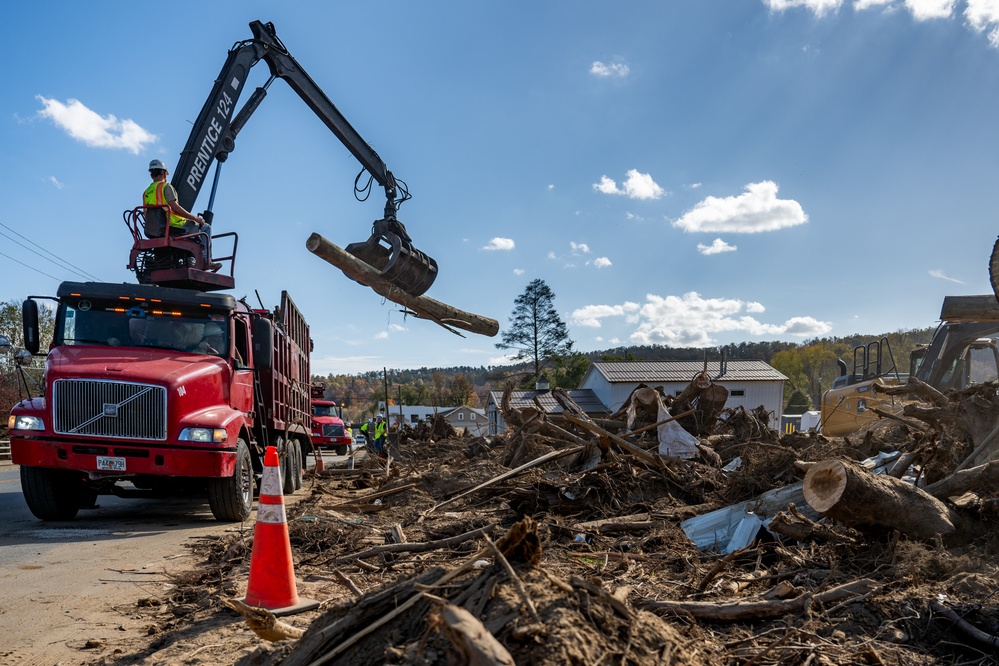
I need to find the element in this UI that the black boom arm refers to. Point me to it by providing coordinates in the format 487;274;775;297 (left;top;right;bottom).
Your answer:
172;20;399;218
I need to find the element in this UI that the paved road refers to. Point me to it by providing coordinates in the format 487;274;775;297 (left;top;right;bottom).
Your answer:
0;449;355;664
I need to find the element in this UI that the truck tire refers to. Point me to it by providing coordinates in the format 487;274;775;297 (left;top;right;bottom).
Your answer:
291;439;303;491
20;466;84;521
207;439;253;522
280;437;296;495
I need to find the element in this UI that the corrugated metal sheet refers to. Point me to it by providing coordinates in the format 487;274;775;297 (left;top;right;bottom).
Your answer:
591;360;787;383
486;389;609;416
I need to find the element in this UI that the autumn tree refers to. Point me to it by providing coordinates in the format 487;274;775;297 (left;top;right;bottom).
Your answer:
0;299;55;412
496;279;572;384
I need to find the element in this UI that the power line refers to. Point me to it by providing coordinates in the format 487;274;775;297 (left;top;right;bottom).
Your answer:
0;250;63;282
0;221;103;282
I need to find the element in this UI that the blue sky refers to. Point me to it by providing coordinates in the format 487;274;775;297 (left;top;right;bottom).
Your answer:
3;0;999;375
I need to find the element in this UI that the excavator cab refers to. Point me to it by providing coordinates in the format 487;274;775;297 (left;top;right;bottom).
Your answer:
125;206;237;292
345;217;438;296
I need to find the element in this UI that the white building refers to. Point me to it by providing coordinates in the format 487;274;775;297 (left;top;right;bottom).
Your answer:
381;404;487;436
578;360;787;425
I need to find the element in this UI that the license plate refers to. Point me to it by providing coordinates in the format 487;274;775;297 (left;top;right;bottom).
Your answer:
96;456;126;471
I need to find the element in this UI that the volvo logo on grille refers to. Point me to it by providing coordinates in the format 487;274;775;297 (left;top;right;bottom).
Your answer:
103;403;119;417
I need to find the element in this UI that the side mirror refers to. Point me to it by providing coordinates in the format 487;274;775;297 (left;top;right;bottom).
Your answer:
250;316;273;371
14;349;33;366
22;299;39;355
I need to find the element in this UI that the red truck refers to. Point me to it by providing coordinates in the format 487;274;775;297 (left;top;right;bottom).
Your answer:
310;390;353;456
7;20;444;522
9;285;312;521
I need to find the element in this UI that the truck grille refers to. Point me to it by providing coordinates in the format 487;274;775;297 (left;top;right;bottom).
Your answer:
53;379;167;440
322;424;344;438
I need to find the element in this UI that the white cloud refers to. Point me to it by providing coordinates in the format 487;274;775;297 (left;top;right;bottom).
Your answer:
929;269;965;284
907;0;956;20
764;0;844;15
966;0;999;46
573;292;831;346
854;0;893;9
546;251;558;260
482;237;515;251
697;238;737;255
311;354;381;375
673;181;807;233
36;96;156;154
590;61;630;78
547;184;555;190
513;268;525;275
570;242;590;255
47;176;64;189
592;169;665;200
388;323;408;332
592;257;612;268
630;292;831;346
570;302;641;328
374;331;389;340
781;0;999;47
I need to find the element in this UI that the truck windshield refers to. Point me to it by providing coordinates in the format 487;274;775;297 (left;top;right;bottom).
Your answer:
58;300;229;357
313;405;337;417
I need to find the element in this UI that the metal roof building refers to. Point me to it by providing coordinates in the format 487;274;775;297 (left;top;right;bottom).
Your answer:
579;360;788;424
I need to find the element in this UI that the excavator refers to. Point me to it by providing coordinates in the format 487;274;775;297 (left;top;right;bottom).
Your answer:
125;20;438;301
818;240;999;436
819;295;999;436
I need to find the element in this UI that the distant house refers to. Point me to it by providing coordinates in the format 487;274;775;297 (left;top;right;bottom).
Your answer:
381;404;487;436
441;405;488;436
578;360;787;424
382;405;448;429
485;383;610;435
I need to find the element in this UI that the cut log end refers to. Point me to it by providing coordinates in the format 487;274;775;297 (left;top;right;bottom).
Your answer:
802;459;848;513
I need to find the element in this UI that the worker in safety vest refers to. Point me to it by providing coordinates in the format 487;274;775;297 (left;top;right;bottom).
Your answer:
359;419;370;446
374;414;387;456
143;159;221;272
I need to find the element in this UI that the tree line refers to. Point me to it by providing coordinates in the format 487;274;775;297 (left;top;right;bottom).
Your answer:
0;283;941;426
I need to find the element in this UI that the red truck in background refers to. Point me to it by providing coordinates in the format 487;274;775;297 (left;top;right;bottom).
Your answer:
9;284;312;521
310;386;353;456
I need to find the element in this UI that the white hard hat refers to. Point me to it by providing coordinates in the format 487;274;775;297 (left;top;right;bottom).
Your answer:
148;159;168;171
377;413;383;418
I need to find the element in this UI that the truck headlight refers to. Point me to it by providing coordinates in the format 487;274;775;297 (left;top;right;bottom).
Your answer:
179;427;228;443
9;415;45;431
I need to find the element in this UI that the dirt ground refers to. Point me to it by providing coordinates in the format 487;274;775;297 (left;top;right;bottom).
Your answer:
65;399;999;666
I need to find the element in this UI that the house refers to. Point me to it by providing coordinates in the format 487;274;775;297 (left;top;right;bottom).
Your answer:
382;405;452;428
485;381;610;435
380;404;487;436
441;405;488;436
578;359;787;424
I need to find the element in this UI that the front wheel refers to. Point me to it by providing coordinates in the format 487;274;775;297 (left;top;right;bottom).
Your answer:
207;439;253;521
20;466;86;521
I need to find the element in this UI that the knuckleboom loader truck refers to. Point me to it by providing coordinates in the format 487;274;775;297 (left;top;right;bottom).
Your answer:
6;19;449;522
10;284;312;522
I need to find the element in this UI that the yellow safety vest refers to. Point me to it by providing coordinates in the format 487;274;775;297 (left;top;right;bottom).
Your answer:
375;421;386;438
144;181;186;229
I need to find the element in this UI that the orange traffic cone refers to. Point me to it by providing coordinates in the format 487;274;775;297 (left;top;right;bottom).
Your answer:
242;446;319;615
314;447;325;474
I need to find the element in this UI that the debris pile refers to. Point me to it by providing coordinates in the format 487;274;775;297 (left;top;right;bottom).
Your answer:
115;378;999;665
